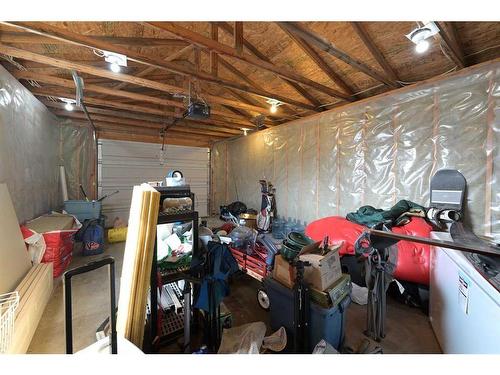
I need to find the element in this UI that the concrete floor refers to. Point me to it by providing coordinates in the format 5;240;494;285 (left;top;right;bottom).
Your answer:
28;241;441;354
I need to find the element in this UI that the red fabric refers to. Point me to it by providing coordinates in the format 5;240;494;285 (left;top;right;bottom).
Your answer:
20;224;78;278
305;216;432;285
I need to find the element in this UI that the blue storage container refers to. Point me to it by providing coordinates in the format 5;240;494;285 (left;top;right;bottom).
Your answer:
263;277;350;352
64;200;102;222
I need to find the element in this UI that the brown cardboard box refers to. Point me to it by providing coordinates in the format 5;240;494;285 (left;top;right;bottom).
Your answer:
272;243;342;291
273;254;296;289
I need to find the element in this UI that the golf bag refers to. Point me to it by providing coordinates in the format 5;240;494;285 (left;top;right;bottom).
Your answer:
256;180;276;232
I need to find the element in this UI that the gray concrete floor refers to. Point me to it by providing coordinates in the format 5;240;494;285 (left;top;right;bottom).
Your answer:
28;241;441;354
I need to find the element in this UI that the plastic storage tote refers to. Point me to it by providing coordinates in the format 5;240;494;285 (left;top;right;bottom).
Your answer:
64;200;102;222
262;277;350;352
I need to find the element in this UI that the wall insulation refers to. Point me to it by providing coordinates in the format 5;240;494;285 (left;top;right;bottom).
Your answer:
0;65;93;222
211;60;500;239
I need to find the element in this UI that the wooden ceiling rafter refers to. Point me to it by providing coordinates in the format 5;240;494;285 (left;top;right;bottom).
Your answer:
52;109;233;139
0;44;284;116
214;21;325;110
2;22;316;113
210;23;218;76
29;87;250;132
0;31;191;47
277;22;398;88
112;44;194;92
147;22;352;102
41;100;241;136
435;21;466;68
350;22;401;87
11;70;254;125
234;22;244;54
276;22;357;99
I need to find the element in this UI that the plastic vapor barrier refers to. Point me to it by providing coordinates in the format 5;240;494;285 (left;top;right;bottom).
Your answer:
0;65;94;221
211;61;500;239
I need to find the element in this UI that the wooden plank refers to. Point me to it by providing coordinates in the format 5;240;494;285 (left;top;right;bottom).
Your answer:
194;46;201;72
0;32;190;47
147;22;352;101
116;184;160;348
53;110;233;139
3;22;316;112
277;22;397;87
0;183;32;295
216;21;332;106
8;263;53;353
350;22;401;86
0;44;276;115
435;21;466;68
234;22;244;54
42;100;241;135
113;44;194;91
278;22;357;96
14;71;252;124
210;23;219;76
30;87;251;129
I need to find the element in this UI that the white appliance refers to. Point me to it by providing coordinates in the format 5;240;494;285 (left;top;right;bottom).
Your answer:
429;231;500;353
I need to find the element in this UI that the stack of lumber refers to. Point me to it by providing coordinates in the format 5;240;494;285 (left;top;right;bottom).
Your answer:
0;183;54;353
0;184;32;295
7;263;53;353
117;183;160;349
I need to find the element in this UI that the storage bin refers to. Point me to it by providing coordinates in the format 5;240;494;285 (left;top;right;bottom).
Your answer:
262;277;350;352
64;200;102;222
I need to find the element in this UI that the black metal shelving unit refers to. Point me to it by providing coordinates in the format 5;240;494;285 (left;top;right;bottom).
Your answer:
148;187;199;353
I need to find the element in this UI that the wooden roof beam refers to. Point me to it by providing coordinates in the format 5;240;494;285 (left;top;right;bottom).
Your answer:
29;87;249;131
113;44;194;91
147;22;352;101
95;129;211;148
210;23;218;76
234;22;244;54
214;21;327;108
42;100;240;136
277;22;357;97
2;22;315;112
0;32;190;47
350;22;401;87
52;109;232;139
435;21;466;68
277;22;398;88
12;70;253;125
0;44;278;116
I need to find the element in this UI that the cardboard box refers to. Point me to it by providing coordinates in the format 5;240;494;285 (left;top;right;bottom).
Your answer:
310;274;351;308
272;243;343;291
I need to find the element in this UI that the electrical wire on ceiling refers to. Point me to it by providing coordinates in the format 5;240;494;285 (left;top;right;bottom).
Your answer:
465;44;500;58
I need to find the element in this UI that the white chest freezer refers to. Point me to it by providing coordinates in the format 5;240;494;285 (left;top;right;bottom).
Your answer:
429;231;500;354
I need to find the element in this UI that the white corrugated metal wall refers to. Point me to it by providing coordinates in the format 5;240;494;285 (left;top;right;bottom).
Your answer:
98;139;209;225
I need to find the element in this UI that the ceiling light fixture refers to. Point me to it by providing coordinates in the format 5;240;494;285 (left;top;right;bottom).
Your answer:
406;22;439;54
242;128;249;136
266;99;282;114
102;51;127;73
60;98;76;111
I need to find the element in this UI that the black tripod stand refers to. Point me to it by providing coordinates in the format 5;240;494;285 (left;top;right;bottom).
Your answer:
292;259;311;353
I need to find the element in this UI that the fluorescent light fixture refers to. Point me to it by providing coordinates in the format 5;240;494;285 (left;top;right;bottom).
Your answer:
406;22;439;54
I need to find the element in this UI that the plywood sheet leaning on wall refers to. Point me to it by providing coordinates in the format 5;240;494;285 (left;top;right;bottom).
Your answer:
7;263;53;353
0;183;32;295
116;183;160;349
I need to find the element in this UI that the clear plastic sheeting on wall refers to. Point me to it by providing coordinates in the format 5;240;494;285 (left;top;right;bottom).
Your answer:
0;65;61;222
211;61;500;239
0;65;94;221
59;119;95;201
